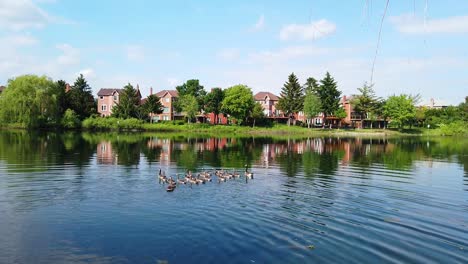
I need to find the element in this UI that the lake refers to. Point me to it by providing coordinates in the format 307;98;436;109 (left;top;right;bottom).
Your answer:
0;131;467;263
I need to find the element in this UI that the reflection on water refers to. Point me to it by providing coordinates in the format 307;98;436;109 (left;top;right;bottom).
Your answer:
0;131;467;263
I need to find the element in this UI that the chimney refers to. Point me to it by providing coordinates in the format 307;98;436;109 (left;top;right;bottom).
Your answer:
343;95;347;103
65;83;71;93
150;87;153;95
136;84;140;91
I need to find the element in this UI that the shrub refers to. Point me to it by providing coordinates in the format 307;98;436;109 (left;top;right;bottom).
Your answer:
61;109;81;129
82;117;143;131
438;121;468;136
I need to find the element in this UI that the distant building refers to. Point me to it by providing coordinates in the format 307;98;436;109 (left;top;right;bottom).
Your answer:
0;85;5;95
97;86;142;117
254;92;281;117
153;90;181;121
424;98;448;109
341;95;386;128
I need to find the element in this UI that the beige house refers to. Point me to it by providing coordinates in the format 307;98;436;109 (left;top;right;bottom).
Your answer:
97;88;123;117
97;87;142;117
153;90;181;121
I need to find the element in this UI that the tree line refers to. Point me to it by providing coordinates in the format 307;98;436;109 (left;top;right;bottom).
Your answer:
0;73;466;130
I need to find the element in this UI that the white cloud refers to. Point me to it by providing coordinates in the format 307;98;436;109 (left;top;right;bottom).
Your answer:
0;34;38;46
391;14;468;34
167;78;180;87
126;45;145;62
77;68;95;79
250;14;265;32
56;44;79;65
0;0;51;30
248;45;329;64
217;48;240;61
280;19;336;41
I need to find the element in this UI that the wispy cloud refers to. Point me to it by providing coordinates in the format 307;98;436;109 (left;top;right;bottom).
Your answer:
0;0;51;30
280;19;336;41
250;14;265;32
56;44;79;65
391;14;468;34
0;34;38;46
167;78;180;87
216;48;240;61
248;45;329;64
126;45;145;62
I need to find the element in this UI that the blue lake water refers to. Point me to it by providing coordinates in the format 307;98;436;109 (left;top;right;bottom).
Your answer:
0;131;467;263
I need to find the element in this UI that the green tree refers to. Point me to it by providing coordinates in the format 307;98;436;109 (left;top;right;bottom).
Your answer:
67;74;96;119
303;92;322;128
51;80;68;120
204;88;225;124
180;95;199;123
351;82;378;128
112;83;141;119
139;94;163;122
0;75;58;127
221;84;255;125
175;79;206;112
317;72;341;128
334;107;347;128
250;102;265;127
383;94;416;129
277;73;304;126
303;77;320;94
61;109;81;129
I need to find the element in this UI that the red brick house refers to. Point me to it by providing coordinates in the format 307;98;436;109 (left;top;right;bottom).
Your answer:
153;90;181;121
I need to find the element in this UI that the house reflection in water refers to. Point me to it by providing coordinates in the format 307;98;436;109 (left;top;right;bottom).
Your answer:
96;141;118;164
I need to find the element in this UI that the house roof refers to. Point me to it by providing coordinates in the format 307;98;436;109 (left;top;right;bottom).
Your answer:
0;86;5;93
254;92;279;101
156;90;178;98
97;88;123;96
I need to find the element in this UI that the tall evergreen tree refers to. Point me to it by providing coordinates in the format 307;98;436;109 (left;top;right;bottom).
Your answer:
317;72;341;128
204;88;225;124
277;73;304;126
67;74;96;119
139;94;164;122
112;83;141;119
51;79;68;121
303;77;320;95
351;82;378;128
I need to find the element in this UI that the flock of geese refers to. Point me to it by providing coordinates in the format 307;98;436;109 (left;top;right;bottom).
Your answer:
158;166;254;192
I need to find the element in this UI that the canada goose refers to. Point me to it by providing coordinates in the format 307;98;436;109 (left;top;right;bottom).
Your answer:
244;165;253;179
158;169;167;182
176;174;186;184
166;183;176;192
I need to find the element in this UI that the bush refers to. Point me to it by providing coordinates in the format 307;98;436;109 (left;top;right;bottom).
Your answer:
438;121;468;136
61;109;81;129
82;117;143;131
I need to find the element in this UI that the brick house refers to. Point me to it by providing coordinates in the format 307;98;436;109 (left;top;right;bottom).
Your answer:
153;90;181;121
97;87;142;117
340;95;386;128
205;112;228;125
254;92;282;117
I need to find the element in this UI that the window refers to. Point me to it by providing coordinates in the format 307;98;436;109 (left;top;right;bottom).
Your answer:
113;95;118;101
163;107;170;113
163;116;169;121
165;98;170;103
99;96;104;100
101;105;107;111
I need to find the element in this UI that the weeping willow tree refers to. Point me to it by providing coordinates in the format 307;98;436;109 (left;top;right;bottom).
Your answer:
0;75;59;128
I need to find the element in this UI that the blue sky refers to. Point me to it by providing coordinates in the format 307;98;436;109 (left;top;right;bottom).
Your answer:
1;0;467;105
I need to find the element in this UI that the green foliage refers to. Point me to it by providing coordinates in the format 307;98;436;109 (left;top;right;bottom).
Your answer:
351;82;378;121
277;73;304;125
82;117;144;130
175;79;206;112
383;94;416;129
139;94;163;121
317;72;341;119
204;88;225;122
112;83;141;119
250;102;265;127
221;84;255;125
179;95;199;123
303;77;320;94
334;107;347;119
438;121;468;136
0;75;58;128
303;92;322;128
67;74;96;120
61;109;81;129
